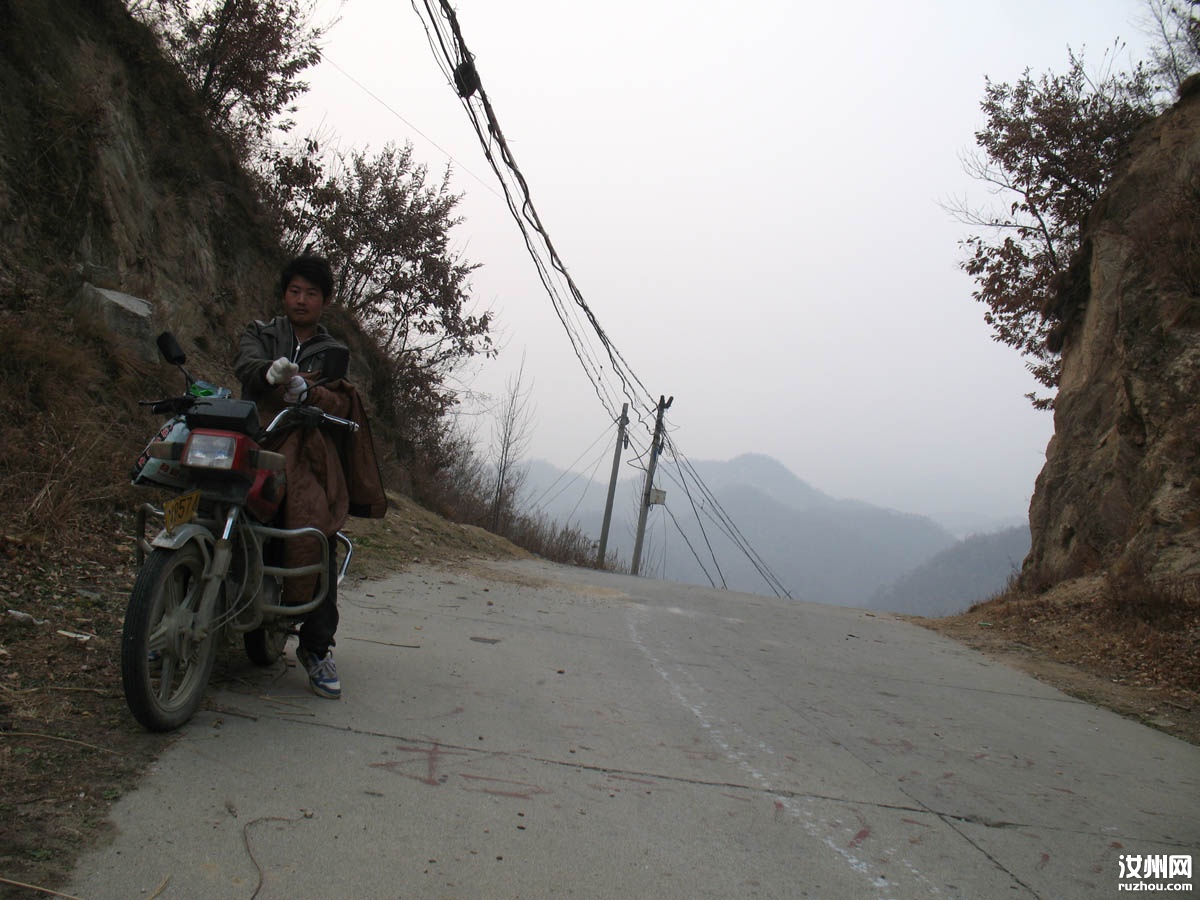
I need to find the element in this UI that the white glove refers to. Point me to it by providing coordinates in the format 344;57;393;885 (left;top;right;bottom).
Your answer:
266;357;299;385
283;374;308;404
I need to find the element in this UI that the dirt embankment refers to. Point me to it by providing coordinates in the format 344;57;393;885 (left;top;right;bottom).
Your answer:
914;575;1200;745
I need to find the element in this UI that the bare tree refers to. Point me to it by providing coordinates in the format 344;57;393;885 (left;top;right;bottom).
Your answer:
489;355;534;533
1140;0;1200;93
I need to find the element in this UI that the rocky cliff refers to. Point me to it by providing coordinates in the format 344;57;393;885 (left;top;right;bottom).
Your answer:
1026;85;1200;586
0;0;281;358
0;0;306;538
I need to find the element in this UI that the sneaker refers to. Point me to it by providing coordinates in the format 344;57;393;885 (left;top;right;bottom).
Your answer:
296;646;341;699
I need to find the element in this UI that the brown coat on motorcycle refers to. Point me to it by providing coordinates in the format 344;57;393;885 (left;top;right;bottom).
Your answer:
235;315;387;605
266;380;387;606
234;313;386;522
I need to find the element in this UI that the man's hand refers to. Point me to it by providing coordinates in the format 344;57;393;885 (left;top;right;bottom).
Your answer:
283;374;308;404
267;357;300;385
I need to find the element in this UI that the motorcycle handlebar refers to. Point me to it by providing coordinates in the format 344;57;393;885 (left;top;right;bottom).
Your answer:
264;405;360;435
316;411;360;432
141;396;196;416
140;393;358;436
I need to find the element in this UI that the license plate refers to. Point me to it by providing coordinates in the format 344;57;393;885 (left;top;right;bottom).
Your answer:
164;490;201;533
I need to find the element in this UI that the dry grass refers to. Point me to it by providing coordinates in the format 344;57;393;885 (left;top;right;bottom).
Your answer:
414;451;608;572
0;519;167;898
0;300;161;539
918;573;1200;744
0;298;168;898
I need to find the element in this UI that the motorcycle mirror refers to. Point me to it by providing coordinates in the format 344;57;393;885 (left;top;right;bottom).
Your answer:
156;332;187;366
321;347;350;382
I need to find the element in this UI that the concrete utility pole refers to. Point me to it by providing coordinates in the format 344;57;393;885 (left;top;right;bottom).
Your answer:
631;395;672;577
595;403;628;569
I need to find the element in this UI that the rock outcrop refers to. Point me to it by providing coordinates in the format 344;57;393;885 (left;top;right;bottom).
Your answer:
1025;87;1200;586
0;0;281;357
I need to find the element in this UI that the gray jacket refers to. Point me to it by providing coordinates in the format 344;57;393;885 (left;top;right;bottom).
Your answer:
234;315;348;405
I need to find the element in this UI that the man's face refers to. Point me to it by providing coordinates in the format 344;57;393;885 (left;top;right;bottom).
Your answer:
283;275;326;332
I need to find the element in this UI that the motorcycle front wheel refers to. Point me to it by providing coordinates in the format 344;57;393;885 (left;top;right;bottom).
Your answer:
121;544;218;731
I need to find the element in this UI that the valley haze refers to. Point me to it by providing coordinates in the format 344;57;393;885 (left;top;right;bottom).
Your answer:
519;453;1029;616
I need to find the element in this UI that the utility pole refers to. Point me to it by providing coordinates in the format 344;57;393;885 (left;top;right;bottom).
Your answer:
631;395;672;577
595;403;628;569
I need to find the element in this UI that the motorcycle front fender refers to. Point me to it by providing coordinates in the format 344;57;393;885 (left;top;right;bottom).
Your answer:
149;524;215;561
148;524;230;634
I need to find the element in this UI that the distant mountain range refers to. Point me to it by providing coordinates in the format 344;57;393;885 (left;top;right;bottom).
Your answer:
519;453;1031;616
870;525;1030;616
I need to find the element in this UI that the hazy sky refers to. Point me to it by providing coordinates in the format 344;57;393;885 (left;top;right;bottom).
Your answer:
294;0;1157;529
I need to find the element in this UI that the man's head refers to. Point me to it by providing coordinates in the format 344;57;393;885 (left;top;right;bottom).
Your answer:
279;254;334;338
279;254;334;302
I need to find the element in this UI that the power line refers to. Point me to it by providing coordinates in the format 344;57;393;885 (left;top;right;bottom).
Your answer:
662;444;728;590
661;502;719;590
319;54;502;201
565;437;619;524
664;440;793;599
525;421;614;513
302;7;792;599
411;0;657;432
409;1;792;600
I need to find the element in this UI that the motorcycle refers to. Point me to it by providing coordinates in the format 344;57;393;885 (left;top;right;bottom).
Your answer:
123;332;356;732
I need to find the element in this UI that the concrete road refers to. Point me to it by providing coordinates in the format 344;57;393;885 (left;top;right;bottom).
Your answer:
67;559;1198;899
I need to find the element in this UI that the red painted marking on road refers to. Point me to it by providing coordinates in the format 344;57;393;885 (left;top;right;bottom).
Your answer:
459;773;550;801
844;808;872;849
369;743;466;786
1037;852;1051;870
849;827;871;849
901;818;932;828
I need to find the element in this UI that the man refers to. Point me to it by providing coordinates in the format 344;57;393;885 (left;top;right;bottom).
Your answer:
236;254;347;411
234;253;385;699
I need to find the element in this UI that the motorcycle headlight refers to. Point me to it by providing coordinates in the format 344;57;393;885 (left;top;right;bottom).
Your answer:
183;432;238;470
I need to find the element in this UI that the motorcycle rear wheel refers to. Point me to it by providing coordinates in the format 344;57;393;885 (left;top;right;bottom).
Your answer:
121;544;218;732
244;624;290;666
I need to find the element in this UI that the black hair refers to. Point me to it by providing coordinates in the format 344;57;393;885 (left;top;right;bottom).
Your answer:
278;253;334;302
